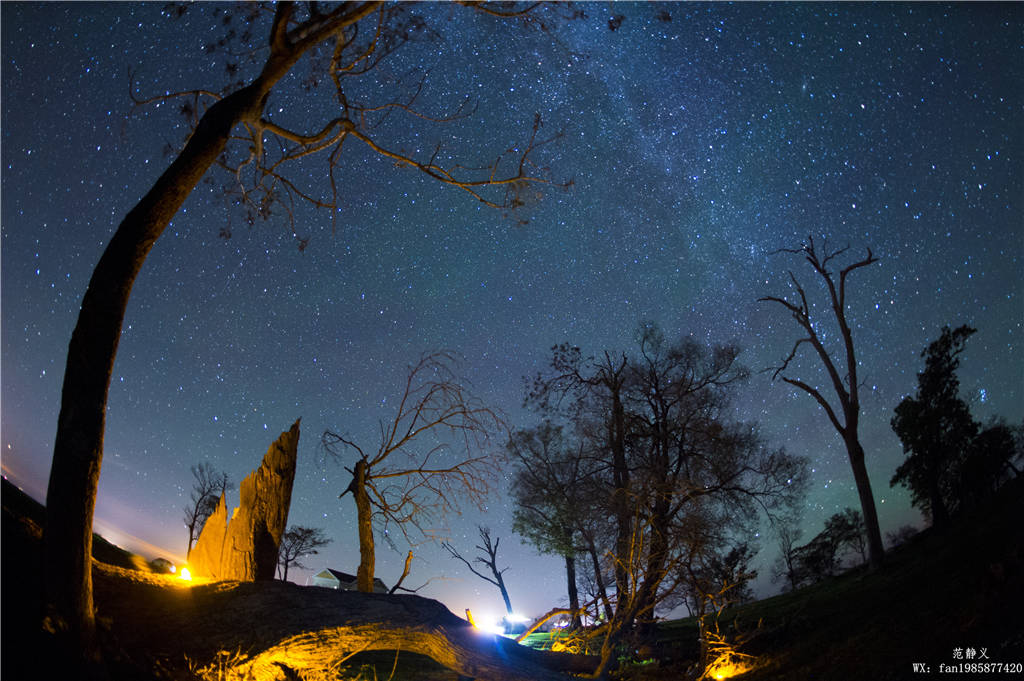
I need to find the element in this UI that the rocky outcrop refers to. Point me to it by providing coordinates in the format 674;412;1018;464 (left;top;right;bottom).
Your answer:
188;493;229;579
190;419;300;581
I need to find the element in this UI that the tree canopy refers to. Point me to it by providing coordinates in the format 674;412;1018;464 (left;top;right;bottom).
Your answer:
518;323;807;677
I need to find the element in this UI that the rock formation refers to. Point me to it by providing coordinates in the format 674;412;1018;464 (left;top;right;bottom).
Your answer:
190;419;300;581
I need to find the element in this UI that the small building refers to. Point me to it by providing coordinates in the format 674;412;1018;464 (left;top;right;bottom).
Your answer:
310;568;388;594
149;557;177;574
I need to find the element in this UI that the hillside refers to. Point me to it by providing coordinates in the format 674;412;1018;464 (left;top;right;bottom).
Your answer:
636;477;1024;680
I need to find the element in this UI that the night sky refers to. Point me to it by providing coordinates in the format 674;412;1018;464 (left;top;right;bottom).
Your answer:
2;3;1021;624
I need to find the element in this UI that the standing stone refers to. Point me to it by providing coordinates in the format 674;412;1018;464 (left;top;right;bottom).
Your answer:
190;419;300;581
188;492;229;580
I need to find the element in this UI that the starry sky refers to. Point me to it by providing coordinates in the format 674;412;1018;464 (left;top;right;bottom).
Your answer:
2;3;1022;623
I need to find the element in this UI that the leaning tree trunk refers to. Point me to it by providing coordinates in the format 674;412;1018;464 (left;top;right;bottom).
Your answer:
43;36;306;661
497;570;514;616
353;458;376;593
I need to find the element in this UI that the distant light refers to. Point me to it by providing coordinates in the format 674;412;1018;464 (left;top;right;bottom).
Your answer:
169;564;177;574
505;613;529;624
468;610;505;636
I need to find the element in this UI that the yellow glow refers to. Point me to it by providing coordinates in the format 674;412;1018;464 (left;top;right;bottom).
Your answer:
707;658;752;679
179;567;192;581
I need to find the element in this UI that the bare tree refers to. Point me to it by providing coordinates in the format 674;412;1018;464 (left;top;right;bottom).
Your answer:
277;525;332;582
322;351;505;593
770;517;804;592
42;1;567;659
443;526;514;616
759;236;885;570
183;462;233;557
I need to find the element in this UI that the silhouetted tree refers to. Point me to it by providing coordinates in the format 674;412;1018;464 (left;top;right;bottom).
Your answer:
277;525;332;582
759;236;885;570
43;2;567;659
528;324;807;677
958;418;1021;511
527;344;633;611
683;541;759;617
885;524;919;549
791;530;840;583
508;422;591;628
771;517;804;592
183;462;233;557
890;325;978;528
826;507;868;566
788;508;868;585
322;351;505;592
443;526;514;617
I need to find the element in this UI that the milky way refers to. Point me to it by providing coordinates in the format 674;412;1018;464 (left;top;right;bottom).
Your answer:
2;3;1021;619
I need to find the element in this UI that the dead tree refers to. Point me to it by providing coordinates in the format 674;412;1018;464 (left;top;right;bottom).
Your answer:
323;351;506;592
43;1;567;661
443;526;515;616
759;236;885;569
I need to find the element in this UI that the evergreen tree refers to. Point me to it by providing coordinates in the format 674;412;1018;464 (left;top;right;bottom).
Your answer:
890;325;978;528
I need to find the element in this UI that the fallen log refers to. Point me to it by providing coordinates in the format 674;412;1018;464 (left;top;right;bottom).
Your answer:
92;563;597;680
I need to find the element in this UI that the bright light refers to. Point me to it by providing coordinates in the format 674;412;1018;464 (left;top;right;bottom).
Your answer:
478;618;505;636
469;611;505;636
505;613;529;624
706;656;753;679
179;567;192;581
169;564;177;574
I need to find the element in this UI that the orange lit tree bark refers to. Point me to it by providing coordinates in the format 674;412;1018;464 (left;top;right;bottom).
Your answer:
44;1;563;664
759;236;885;570
323;351;505;593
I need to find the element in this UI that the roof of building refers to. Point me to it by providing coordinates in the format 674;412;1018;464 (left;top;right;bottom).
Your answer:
315;568;388;591
322;568;356;582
